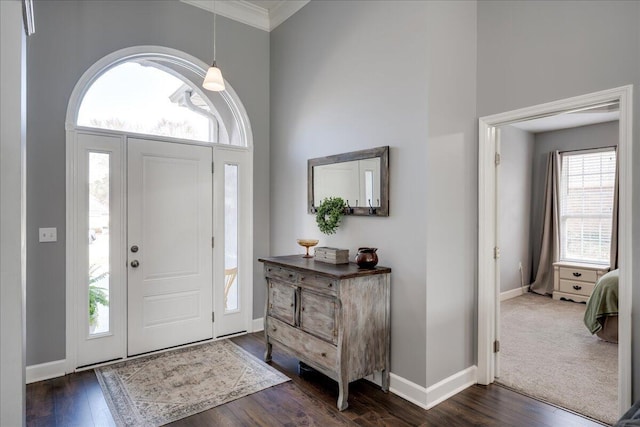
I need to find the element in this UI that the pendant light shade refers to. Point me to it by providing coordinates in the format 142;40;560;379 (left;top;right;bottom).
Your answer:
203;1;225;92
203;62;225;91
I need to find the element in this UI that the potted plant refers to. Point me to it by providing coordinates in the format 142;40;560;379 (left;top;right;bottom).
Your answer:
89;264;109;327
315;196;346;235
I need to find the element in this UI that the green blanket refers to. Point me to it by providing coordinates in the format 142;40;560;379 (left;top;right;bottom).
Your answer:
584;269;619;334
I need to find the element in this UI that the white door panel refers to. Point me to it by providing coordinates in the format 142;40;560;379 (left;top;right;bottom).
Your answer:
127;138;213;356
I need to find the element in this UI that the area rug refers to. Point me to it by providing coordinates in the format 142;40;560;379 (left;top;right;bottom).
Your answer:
497;293;617;425
95;339;289;426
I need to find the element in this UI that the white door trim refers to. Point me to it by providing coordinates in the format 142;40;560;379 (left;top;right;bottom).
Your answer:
477;85;633;416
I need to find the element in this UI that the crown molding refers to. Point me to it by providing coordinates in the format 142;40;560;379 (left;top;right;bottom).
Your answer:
181;0;309;32
268;1;309;31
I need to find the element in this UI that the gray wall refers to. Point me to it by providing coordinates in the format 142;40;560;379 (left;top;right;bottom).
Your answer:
26;0;269;365
271;0;477;388
477;0;640;398
498;126;534;292
1;1;26;424
530;121;619;277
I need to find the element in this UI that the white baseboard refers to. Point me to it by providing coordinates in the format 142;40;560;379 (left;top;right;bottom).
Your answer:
500;286;527;301
252;317;264;332
389;373;429;409
425;365;477;409
26;359;66;384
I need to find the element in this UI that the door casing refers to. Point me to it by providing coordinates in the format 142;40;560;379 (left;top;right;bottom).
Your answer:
477;85;633;416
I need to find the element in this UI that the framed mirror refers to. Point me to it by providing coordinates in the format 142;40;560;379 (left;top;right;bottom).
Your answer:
308;146;389;216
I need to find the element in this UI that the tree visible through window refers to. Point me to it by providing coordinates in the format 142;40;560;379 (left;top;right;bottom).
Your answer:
559;148;616;265
78;62;217;142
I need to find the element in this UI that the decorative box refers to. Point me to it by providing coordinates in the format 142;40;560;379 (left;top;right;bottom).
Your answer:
314;247;349;264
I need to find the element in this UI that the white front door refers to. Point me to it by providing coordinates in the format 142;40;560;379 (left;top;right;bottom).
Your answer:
127;138;213;356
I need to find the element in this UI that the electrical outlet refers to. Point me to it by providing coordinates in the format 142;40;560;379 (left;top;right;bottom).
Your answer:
39;227;57;242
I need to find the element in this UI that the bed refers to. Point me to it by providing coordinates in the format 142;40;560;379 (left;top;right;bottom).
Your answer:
584;269;619;343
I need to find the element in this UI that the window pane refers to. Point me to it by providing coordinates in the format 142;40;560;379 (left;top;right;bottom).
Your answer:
560;149;615;265
78;62;215;143
89;152;110;335
224;164;239;312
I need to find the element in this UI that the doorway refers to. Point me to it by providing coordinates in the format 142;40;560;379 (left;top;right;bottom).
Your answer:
65;46;254;371
477;86;633;418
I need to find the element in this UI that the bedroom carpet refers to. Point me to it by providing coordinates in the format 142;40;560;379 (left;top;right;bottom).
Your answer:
497;292;617;425
95;339;290;427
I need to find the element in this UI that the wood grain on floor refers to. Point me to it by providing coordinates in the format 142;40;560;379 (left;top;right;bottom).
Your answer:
26;333;605;426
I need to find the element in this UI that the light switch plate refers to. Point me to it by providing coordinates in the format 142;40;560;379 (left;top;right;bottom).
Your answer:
39;227;57;242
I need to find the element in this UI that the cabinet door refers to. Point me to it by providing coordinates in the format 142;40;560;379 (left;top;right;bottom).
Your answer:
300;290;337;344
268;280;296;325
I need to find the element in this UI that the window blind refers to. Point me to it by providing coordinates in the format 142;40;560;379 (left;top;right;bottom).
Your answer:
560;148;616;265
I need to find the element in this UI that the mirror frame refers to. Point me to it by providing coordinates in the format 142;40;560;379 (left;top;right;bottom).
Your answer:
308;146;389;216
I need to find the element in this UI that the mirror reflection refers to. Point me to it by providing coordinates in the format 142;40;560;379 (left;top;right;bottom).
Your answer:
308;146;389;216
313;158;381;208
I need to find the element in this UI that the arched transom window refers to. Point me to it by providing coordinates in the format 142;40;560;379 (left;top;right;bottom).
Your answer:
77;60;243;146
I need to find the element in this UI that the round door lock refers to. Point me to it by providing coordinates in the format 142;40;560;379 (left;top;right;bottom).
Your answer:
130;260;140;268
131;245;139;253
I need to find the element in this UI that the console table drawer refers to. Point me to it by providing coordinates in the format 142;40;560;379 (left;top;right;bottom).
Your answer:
558;267;597;283
267;316;337;372
298;273;338;295
558;279;595;297
265;266;297;283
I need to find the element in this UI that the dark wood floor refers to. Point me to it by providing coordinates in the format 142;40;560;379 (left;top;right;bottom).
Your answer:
27;333;605;426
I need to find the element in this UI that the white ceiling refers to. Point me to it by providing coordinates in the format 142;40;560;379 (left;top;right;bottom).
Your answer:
509;110;619;133
181;0;309;32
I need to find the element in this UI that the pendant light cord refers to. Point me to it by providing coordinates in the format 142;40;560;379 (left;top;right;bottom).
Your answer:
212;0;217;64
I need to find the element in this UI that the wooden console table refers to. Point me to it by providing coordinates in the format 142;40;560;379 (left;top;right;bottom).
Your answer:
259;255;391;411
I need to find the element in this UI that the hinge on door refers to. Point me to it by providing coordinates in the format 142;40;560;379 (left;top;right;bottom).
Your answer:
494;247;501;259
212;312;215;323
494;340;500;353
495;152;501;166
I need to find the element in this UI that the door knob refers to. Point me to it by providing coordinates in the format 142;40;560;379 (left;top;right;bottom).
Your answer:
130;260;140;268
131;245;139;253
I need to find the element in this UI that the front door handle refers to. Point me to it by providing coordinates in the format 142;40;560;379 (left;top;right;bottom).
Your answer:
130;260;140;268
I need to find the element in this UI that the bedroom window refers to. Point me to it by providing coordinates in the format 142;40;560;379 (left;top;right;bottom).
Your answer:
559;148;616;265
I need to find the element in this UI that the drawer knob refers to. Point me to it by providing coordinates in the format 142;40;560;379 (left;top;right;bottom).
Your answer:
290;303;294;307
300;277;305;281
268;268;272;272
289;274;294;278
572;272;582;277
573;285;582;290
272;326;277;332
321;352;327;358
328;283;333;288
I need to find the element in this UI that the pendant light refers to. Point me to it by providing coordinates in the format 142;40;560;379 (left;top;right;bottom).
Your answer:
203;0;225;91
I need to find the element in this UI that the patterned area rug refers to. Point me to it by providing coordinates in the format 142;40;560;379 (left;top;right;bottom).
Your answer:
95;339;289;426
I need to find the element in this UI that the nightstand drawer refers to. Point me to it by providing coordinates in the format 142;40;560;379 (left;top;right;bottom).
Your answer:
558;267;597;283
558;279;595;297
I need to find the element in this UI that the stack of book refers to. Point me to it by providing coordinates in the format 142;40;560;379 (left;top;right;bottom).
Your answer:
314;247;349;264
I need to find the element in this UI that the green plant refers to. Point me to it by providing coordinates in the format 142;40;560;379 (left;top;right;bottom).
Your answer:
89;265;109;325
315;197;346;235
